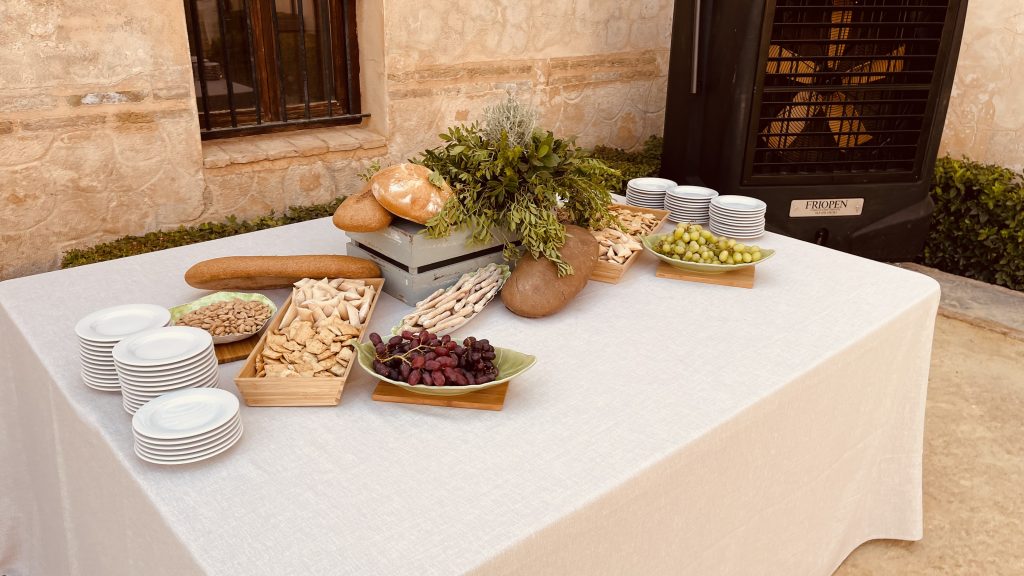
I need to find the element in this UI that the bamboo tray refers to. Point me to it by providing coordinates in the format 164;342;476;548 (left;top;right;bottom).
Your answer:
590;204;670;284
233;277;385;406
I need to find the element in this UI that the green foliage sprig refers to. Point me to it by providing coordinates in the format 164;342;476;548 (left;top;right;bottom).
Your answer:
922;157;1024;291
417;123;622;275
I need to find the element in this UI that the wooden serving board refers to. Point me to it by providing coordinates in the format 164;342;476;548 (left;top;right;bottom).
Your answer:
215;334;261;364
371;381;509;411
655;260;756;289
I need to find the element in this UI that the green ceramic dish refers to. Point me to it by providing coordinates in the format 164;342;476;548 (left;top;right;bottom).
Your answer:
642;233;775;275
169;292;277;344
355;340;536;396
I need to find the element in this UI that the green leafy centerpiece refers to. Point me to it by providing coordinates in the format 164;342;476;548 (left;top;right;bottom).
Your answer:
416;94;623;276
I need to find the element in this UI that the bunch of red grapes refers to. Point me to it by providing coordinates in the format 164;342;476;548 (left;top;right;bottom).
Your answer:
368;330;498;386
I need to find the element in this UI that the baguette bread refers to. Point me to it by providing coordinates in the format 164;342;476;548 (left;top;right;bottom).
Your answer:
185;255;381;290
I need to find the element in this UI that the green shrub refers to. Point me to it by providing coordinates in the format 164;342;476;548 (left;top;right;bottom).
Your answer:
923;157;1024;291
591;135;663;181
60;197;345;269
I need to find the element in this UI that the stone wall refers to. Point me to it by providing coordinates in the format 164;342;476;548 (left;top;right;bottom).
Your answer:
0;0;671;280
939;0;1024;171
0;0;205;279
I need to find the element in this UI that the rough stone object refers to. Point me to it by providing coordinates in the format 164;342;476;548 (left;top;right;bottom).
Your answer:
501;225;600;318
332;186;393;232
369;163;452;225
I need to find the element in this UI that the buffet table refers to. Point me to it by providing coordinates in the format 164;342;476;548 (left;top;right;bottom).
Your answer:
0;217;939;576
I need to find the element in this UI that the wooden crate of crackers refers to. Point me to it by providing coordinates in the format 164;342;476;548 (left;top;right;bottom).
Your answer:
590;204;670;284
234;277;384;406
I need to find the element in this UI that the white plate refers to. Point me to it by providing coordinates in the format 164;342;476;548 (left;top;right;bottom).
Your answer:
122;375;220;399
136;425;242;460
667;185;718;200
709;221;766;232
628;177;677;192
710;204;767;216
78;342;115;354
113;343;214;372
134;426;242;466
113;327;213;368
711;195;767;213
84;380;121;392
114;351;216;378
136;413;241;446
81;366;119;379
709;227;764;239
132;388;239;440
135;419;241;454
710;217;765;228
75;304;171;343
117;354;218;381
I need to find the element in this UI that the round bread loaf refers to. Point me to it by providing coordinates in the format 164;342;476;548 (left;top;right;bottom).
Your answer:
369;163;452;225
333;186;393;232
501;225;599;318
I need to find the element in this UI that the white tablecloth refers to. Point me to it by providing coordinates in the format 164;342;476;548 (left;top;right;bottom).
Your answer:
0;218;939;576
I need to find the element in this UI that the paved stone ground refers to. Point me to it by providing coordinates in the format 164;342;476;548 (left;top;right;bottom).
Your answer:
836;266;1024;575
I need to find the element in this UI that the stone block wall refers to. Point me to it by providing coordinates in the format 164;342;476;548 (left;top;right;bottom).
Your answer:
939;0;1024;171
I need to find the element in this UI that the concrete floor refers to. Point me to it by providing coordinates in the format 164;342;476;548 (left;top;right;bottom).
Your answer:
835;315;1024;575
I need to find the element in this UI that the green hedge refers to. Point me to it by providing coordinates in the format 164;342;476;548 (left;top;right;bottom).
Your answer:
591;135;662;181
923;157;1024;291
60;197;344;269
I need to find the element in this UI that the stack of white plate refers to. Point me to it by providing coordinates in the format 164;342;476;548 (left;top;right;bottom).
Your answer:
710;195;768;240
113;326;218;415
665;186;718;223
625;177;677;209
74;304;172;392
131;388;243;465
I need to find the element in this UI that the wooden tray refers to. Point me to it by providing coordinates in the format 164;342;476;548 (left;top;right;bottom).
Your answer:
591;204;670;284
215;334;260;364
233;277;385;406
655;261;756;289
371;381;509;411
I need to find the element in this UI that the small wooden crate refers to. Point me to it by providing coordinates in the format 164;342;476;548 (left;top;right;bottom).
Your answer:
590;204;670;284
233;277;385;407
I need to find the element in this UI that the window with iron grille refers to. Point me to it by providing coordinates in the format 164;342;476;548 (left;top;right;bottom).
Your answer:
184;0;363;140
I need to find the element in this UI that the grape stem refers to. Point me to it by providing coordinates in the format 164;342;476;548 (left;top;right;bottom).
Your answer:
375;344;432;365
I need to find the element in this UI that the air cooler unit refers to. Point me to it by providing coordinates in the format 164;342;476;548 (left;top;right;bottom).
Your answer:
662;0;969;260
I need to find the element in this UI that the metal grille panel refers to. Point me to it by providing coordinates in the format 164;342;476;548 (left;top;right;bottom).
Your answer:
748;0;950;177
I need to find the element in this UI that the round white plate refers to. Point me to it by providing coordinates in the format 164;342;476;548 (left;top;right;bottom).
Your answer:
114;327;213;368
81;365;118;378
132;388;239;440
709;215;765;226
84;380;120;392
135;419;241;454
710;227;764;240
80;356;117;368
114;351;216;377
709;221;766;232
121;374;219;396
117;354;218;381
628;177;677;192
78;341;116;354
75;304;171;344
710;217;765;228
667;185;718;200
710;204;767;216
711;195;767;213
136;413;241;446
134;426;243;465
